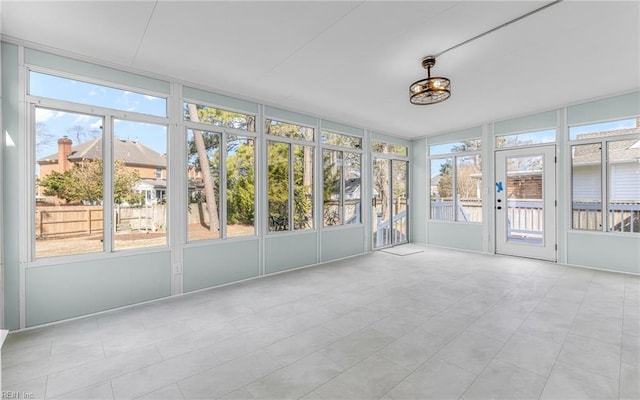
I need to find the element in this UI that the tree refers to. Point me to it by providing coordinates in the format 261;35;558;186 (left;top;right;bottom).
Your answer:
226;138;255;225
38;159;142;204
437;160;453;199
66;125;100;144
36;122;55;149
186;104;219;232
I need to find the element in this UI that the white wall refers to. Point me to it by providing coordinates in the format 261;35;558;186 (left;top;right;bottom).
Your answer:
1;43;377;330
411;92;640;275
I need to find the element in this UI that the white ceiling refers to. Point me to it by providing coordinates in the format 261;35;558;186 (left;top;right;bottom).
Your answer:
1;1;639;139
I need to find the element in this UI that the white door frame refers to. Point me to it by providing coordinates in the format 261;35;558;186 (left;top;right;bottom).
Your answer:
372;157;409;249
495;145;556;261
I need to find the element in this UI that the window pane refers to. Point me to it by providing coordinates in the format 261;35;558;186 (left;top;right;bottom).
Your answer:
430;158;453;220
184;102;255;131
35;107;104;258
456;155;482;222
572;143;602;230
113;120;167;250
268;141;290;231
321;131;362;149
372;141;408;157
323;150;342;226
344;152;361;224
266;119;314;141
505;155;544;245
294;145;314;230
227;135;255;237
570;118;639;140
187;129;220;241
29;71;167;117
608;139;640;233
429;139;481;156
496;130;556;149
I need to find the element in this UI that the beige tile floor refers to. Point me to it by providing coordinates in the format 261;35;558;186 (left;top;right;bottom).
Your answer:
2;245;639;399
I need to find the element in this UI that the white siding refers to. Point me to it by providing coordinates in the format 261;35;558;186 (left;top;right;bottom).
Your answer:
573;165;601;201
610;163;640;200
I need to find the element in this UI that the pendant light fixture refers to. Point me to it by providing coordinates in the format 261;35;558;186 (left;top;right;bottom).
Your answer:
409;56;451;105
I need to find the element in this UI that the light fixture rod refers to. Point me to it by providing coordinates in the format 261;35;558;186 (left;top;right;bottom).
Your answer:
434;0;564;58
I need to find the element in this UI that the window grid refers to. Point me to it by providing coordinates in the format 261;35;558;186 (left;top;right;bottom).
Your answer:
570;121;640;234
429;139;482;223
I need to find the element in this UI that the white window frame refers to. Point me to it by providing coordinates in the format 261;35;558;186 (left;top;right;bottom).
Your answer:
428;139;483;223
321;130;363;228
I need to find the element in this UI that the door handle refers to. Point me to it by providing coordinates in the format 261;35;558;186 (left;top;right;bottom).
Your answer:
497;206;502;210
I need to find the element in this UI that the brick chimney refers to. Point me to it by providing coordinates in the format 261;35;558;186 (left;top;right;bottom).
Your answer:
57;136;72;173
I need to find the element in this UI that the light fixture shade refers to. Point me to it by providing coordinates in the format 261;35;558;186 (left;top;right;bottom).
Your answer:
409;56;451;105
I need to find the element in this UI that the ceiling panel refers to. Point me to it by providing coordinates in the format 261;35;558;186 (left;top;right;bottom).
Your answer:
1;1;638;139
1;1;155;66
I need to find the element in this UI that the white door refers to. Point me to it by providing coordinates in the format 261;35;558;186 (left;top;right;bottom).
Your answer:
495;146;556;261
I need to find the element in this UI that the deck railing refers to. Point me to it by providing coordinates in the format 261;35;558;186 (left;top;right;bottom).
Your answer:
375;210;407;247
573;201;640;233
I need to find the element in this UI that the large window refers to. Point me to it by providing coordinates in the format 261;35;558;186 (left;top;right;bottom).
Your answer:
570;117;640;233
322;131;362;226
429;140;482;222
30;71;170;259
266;119;314;232
185;102;256;241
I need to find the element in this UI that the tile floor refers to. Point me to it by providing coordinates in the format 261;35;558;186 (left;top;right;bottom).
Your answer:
2;245;639;399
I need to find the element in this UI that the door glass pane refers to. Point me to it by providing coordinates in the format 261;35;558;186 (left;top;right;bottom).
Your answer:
505;155;544;245
392;161;408;243
608;139;640;232
571;143;602;230
373;159;391;247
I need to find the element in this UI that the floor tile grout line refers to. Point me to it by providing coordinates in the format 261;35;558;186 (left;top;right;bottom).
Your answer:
536;272;594;399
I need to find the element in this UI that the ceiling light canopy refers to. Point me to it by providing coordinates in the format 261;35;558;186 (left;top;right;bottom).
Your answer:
409;56;451;105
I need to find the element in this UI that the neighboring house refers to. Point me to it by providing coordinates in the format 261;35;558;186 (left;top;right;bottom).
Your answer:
572;125;640;204
38;136;167;205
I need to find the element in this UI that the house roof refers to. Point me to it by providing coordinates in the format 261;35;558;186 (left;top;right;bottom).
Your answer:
39;137;166;168
572;119;640;165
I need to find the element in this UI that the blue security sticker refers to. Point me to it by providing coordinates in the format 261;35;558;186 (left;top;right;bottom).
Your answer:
496;181;504;193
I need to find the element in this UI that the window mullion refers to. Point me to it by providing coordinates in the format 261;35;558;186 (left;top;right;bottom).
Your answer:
220;133;228;238
103;116;114;253
452;156;458;222
288;144;295;231
602;140;609;232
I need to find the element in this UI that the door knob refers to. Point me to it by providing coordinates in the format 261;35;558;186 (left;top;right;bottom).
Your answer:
497;206;502;210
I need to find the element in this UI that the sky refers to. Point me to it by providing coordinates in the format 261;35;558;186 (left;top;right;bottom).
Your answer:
32;71;168;160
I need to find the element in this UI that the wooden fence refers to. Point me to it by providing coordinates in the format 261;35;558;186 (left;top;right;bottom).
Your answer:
36;205;166;238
